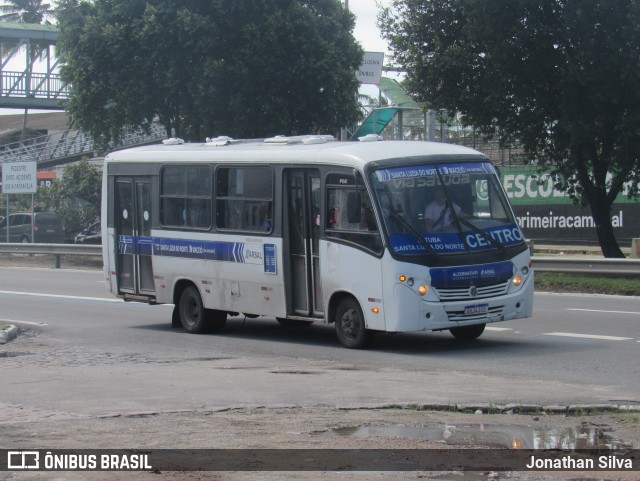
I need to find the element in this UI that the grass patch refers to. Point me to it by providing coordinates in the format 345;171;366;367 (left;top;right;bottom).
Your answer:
536;272;640;296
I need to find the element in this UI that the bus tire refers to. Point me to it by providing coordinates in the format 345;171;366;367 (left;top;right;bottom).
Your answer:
449;323;485;341
334;297;374;349
276;318;313;327
178;285;226;334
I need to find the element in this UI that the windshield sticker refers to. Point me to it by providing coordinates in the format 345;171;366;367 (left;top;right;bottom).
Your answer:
430;261;514;288
375;162;495;182
389;224;524;254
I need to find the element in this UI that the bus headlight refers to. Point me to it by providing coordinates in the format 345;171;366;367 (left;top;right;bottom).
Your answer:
418;285;429;296
512;275;523;287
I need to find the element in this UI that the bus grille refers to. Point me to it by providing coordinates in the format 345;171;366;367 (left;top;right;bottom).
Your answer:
446;305;505;322
435;280;510;302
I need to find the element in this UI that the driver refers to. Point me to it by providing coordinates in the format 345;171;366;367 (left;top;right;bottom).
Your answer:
424;185;461;230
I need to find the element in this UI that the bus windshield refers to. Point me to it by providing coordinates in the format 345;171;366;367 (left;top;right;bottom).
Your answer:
370;161;524;255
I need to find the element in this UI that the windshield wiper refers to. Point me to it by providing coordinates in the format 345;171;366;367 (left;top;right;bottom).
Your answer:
455;217;506;252
388;209;436;255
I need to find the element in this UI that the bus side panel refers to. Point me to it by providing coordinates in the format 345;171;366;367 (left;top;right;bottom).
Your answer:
321;240;385;331
152;233;286;318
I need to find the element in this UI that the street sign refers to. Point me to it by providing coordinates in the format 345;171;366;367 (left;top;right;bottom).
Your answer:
356;52;385;85
2;161;37;194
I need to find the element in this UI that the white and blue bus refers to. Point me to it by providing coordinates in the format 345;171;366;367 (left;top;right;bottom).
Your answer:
102;135;533;348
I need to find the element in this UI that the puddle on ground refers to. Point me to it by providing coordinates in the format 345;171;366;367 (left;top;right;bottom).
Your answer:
332;423;628;449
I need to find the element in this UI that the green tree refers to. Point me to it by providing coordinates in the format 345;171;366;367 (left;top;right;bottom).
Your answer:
37;159;102;237
56;0;363;143
0;0;54;23
380;0;640;257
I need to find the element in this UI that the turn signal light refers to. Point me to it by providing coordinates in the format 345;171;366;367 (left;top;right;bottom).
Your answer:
371;307;380;314
512;275;523;287
399;275;407;282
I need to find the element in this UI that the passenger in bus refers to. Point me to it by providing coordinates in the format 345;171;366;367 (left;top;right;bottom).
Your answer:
263;203;273;231
424;186;462;231
188;199;210;228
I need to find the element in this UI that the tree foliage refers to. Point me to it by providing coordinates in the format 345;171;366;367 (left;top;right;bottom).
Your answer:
56;0;363;143
0;0;54;23
380;0;640;257
37;159;102;237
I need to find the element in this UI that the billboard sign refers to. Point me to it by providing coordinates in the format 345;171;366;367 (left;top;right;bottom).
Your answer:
499;166;638;246
356;52;384;85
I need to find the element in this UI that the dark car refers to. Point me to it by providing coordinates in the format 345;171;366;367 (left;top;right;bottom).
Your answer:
0;212;65;243
74;221;101;244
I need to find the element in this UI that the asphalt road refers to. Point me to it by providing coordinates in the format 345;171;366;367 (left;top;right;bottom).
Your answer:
1;265;639;420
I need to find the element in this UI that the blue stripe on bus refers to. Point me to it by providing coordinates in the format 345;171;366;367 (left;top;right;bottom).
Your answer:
117;235;270;266
429;260;514;289
389;224;524;254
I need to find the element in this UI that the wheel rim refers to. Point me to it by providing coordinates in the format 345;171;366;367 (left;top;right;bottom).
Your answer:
183;292;200;327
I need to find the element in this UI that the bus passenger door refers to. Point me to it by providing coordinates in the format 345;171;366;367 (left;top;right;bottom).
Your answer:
114;177;155;297
286;169;323;317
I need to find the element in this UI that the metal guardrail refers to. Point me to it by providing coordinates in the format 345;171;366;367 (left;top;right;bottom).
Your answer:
532;256;640;275
1;244;640;274
0;243;101;268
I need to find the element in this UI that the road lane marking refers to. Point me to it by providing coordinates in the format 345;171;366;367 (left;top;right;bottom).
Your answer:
0;290;122;303
485;327;513;331
543;332;634;341
0;290;174;309
566;308;640;316
0;319;47;326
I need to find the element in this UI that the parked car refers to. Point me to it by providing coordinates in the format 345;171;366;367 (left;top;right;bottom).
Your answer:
0;212;65;243
74;221;101;244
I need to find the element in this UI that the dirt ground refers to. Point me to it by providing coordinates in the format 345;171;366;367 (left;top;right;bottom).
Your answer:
2;405;639;481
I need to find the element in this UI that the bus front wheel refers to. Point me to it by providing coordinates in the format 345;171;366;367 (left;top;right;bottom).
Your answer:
334;298;374;349
449;323;485;341
178;286;226;334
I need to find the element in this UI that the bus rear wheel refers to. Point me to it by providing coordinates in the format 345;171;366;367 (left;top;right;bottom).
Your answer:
449;323;486;341
178;285;226;334
334;298;374;349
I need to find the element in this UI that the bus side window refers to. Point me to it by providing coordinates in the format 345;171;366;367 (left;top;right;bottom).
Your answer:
161;165;212;229
325;172;382;254
216;166;273;233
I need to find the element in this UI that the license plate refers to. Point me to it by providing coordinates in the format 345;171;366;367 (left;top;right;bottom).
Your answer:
464;303;488;316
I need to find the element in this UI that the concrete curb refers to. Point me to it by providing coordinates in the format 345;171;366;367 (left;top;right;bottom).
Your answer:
0;323;18;344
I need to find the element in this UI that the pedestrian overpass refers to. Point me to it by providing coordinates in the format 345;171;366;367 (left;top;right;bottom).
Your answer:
0;22;68;110
1;22;166;169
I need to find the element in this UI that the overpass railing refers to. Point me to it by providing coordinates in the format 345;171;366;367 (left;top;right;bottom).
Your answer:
1;70;69;100
0;123;167;165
